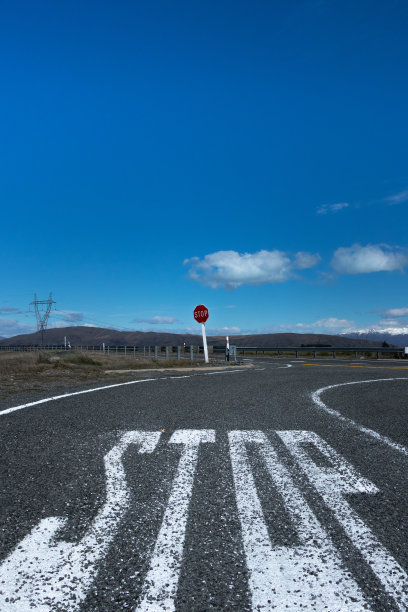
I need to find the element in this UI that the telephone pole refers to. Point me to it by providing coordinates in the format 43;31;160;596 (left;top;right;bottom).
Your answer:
29;293;56;346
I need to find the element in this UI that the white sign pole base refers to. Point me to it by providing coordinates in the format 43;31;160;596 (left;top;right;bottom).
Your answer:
201;323;209;363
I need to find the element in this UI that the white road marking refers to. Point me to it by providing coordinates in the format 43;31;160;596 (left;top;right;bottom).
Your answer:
169;375;190;379
0;370;248;417
279;430;408;610
2;427;407;609
0;431;161;611
278;363;292;368
204;370;243;375
135;429;216;611
311;378;408;457
228;431;369;610
0;379;157;417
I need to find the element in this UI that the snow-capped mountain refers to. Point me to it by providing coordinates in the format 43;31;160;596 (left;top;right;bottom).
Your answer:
341;327;408;346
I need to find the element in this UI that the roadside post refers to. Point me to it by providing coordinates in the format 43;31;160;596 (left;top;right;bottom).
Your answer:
226;335;230;362
193;304;209;364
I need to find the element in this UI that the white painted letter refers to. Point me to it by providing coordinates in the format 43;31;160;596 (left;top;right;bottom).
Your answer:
135;429;215;611
229;430;369;610
278;430;408;611
0;431;161;611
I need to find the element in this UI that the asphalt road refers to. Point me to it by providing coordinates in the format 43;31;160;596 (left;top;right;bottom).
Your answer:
1;359;408;611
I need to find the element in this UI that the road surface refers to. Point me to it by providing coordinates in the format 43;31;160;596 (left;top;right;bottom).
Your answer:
1;359;408;610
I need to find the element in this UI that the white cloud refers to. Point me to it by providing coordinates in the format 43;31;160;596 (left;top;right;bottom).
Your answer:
206;326;242;335
64;312;83;322
185;249;320;289
176;325;246;335
383;307;408;318
294;252;321;269
54;310;85;323
46;321;98;329
65;312;84;322
374;319;401;328
385;189;408;204
317;202;349;215
133;316;178;325
294;317;355;331
0;318;36;338
331;244;408;274
0;306;19;313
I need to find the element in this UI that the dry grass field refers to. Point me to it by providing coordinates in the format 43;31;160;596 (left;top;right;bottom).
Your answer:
0;350;210;399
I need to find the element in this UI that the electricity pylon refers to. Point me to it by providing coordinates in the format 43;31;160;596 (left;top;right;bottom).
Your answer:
29;293;56;345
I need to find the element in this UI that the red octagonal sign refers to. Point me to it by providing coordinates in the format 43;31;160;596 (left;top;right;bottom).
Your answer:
193;304;209;324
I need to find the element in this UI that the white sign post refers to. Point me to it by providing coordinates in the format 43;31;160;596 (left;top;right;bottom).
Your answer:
201;323;209;363
193;305;209;364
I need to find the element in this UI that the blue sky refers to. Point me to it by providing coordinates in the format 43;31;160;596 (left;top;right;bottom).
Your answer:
1;0;408;339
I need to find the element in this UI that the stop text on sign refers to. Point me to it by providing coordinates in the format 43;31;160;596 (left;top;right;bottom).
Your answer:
193;304;209;324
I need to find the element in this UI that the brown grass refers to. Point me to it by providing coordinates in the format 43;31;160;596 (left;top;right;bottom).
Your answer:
0;350;215;399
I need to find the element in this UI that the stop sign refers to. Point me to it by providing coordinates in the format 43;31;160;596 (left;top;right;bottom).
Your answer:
193;304;209;324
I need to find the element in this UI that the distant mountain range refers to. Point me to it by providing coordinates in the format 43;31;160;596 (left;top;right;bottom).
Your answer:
0;326;395;348
341;328;408;347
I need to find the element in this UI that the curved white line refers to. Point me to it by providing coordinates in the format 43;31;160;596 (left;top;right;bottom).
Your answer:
0;378;158;417
311;378;408;457
0;369;248;417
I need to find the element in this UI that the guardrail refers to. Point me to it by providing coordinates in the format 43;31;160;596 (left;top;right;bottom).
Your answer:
218;346;406;359
0;344;406;360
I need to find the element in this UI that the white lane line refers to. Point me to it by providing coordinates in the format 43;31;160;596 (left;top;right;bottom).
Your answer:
278;363;292;369
0;370;248;417
135;429;216;611
279;431;408;611
228;431;368;610
311;378;408;457
204;370;244;375
254;368;265;371
0;431;161;611
169;375;191;379
0;379;157;417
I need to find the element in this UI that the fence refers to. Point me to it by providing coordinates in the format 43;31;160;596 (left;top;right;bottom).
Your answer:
0;345;406;360
219;346;406;359
0;345;222;362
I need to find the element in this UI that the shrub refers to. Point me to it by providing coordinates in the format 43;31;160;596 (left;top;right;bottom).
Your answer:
65;353;102;366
